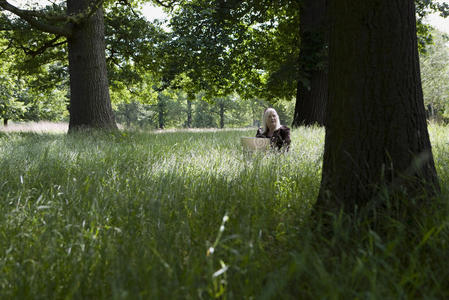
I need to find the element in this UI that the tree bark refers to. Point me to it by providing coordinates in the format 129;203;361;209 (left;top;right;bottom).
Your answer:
292;0;328;127
186;99;192;128
67;0;117;132
293;70;327;127
316;0;439;213
158;94;165;129
219;102;225;129
124;104;131;127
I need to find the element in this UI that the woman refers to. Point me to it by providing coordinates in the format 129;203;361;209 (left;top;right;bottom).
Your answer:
256;108;291;151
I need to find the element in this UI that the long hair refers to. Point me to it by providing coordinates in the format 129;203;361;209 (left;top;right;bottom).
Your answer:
262;108;281;133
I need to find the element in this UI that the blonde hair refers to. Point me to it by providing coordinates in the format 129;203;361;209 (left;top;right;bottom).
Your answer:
262;108;281;133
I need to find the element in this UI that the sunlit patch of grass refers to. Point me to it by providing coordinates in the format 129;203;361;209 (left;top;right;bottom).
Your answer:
0;125;448;298
429;122;449;193
0;121;69;133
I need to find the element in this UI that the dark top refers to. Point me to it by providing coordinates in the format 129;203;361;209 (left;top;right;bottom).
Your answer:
256;125;291;151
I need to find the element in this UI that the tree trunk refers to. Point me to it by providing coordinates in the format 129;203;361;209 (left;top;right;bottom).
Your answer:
3;118;8;126
158;95;165;129
125;104;131;127
186;99;192;128
252;99;261;127
292;70;328;127
219;103;225;129
67;0;117;132
316;0;439;213
292;0;328;127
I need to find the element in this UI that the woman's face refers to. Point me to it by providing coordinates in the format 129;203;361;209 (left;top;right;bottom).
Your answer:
267;111;277;130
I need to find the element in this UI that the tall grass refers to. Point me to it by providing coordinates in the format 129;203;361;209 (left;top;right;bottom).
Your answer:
0;125;448;299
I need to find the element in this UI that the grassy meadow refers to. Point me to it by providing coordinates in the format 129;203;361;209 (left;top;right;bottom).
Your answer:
1;124;449;299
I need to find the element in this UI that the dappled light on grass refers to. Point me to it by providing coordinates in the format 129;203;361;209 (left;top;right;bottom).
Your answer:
1;125;449;298
0;127;322;298
0;121;69;133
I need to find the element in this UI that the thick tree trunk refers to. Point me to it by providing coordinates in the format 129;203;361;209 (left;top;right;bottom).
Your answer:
316;0;439;213
3;118;8;126
292;0;328;127
67;0;117;132
293;70;327;127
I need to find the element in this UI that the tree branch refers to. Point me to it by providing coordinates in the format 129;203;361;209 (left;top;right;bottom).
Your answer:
0;0;72;36
0;38;13;55
116;0;141;18
153;0;171;8
1;6;68;23
153;0;179;10
87;0;106;19
67;0;106;24
19;35;67;57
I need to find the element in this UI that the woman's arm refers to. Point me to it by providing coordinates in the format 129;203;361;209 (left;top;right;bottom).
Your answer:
281;126;291;149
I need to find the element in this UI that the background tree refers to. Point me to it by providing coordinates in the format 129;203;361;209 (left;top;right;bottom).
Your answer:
0;75;26;126
0;26;69;125
317;0;440;214
159;0;300;105
420;30;449;121
158;0;447;128
0;50;67;125
291;0;328;127
415;0;449;51
185;97;193;128
0;0;117;131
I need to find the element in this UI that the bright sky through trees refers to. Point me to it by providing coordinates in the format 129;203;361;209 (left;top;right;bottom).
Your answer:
141;3;167;22
6;1;449;34
426;12;449;34
141;2;449;34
